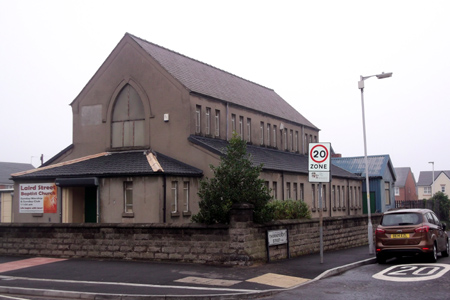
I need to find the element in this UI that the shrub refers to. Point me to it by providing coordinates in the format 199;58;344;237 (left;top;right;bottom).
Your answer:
264;199;311;220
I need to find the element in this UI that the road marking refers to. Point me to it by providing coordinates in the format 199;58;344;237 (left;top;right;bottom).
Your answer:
246;273;309;288
174;276;241;287
373;263;450;282
0;258;66;273
0;275;256;293
0;295;31;300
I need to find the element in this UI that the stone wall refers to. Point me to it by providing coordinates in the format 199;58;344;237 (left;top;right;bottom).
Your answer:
0;206;381;266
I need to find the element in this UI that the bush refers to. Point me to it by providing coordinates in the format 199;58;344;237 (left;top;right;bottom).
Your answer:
428;192;450;221
264;199;311;221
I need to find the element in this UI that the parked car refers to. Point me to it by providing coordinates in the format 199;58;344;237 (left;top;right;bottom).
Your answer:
375;208;449;263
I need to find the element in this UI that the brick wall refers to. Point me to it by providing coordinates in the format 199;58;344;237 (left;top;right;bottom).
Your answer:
0;205;381;266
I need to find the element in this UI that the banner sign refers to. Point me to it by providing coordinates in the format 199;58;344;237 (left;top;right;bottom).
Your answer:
19;183;57;213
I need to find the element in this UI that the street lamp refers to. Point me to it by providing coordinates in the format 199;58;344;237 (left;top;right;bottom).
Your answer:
358;72;393;255
429;162;435;196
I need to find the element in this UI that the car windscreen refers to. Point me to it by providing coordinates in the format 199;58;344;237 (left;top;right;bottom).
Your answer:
381;213;422;226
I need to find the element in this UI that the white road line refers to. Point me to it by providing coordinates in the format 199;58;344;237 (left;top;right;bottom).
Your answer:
0;275;256;293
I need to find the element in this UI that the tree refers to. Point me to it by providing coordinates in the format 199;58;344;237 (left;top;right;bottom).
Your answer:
192;133;272;224
429;191;450;221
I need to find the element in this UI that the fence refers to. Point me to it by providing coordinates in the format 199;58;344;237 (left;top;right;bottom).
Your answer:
395;200;443;220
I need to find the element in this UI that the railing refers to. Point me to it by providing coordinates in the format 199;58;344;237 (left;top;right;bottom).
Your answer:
395;200;443;220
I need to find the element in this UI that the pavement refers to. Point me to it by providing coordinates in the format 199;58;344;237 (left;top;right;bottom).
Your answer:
0;245;376;299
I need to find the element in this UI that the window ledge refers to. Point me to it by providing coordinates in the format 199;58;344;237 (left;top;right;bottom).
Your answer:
122;212;134;218
171;212;180;217
182;211;192;217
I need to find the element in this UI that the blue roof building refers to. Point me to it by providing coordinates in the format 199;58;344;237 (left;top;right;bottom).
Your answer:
332;155;397;213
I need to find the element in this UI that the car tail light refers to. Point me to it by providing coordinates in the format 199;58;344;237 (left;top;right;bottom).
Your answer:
415;225;430;233
376;228;386;236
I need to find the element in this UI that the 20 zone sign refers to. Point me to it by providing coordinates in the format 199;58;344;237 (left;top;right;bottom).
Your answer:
309;143;331;171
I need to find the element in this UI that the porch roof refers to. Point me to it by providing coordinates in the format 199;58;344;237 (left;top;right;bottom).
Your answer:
11;150;203;180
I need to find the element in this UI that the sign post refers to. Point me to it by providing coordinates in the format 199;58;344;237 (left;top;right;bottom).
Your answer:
308;143;331;264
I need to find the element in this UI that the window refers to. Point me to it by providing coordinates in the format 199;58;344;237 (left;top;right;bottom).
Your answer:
171;181;178;213
195;105;201;134
260;122;264;145
183;182;190;213
332;185;336;208
124;182;133;213
385;182;391;205
283;128;287;150
300;183;304;201
337;186;341;208
215;110;220;137
322;184;327;209
350;186;353;207
286;182;291;200
267;124;271;146
343;186;346;208
290;130;293;151
441;185;446;193
205;108;211;135
424;186;432;195
273;125;277;148
394;187;399;196
239;116;244;139
246;118;251;142
112;84;145;148
312;184;316;208
294;131;299;152
273;181;278;199
231;114;236;133
293;183;298;200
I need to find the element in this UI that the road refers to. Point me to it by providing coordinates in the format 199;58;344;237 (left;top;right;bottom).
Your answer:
1;250;448;299
263;255;450;299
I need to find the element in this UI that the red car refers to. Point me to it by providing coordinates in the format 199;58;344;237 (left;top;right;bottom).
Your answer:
375;208;449;263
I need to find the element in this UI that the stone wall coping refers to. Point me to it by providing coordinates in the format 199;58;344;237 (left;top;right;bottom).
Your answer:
0;222;229;230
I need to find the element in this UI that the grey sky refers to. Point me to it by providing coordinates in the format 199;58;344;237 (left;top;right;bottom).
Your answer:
1;0;449;180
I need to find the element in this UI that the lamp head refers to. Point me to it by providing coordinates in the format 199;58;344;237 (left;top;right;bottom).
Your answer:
376;72;393;79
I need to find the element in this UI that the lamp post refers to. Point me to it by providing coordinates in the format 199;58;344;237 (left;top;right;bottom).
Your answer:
358;72;393;255
429;161;435;196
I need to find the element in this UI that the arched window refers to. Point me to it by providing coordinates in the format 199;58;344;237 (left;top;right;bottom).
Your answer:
111;84;145;148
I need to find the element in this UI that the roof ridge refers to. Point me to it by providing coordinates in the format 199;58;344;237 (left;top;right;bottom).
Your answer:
127;33;275;92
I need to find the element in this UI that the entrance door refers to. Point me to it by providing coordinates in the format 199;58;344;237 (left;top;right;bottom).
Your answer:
84;186;97;223
363;192;376;214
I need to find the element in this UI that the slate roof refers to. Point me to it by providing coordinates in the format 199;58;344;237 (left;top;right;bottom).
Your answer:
11;151;202;180
394;167;415;187
0;162;35;185
188;136;361;179
129;34;317;129
331;155;396;181
417;171;450;186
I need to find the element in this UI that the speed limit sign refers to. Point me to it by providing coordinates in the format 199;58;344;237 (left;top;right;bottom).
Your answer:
309;143;331;171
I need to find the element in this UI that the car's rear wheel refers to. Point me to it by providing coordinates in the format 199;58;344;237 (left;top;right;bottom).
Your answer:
376;253;386;264
442;239;450;257
428;243;438;262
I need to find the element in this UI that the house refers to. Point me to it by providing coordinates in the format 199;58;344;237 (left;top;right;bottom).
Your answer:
394;167;418;201
332;155;397;213
417;170;450;199
11;33;362;224
0;162;34;222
